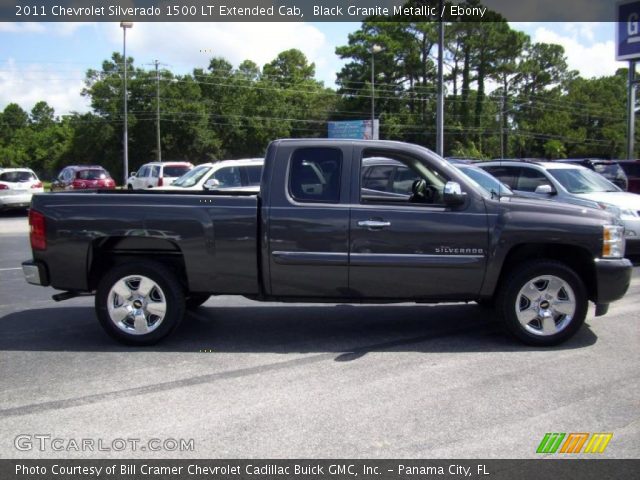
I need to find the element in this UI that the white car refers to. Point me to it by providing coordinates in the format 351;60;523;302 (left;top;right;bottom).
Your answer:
0;168;44;211
126;161;193;189
479;160;640;256
157;158;263;191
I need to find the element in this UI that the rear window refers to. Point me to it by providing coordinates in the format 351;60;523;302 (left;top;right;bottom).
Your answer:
0;171;36;182
592;163;625;178
163;166;191;177
77;169;108;180
619;162;640;177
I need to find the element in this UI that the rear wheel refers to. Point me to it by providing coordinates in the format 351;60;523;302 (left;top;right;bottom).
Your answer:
95;261;185;345
497;260;588;346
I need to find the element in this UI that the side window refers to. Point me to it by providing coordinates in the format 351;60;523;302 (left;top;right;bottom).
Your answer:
137;166;148;178
245;165;263;185
151;166;160;178
482;166;518;189
392;166;420;194
360;153;447;205
362;165;394;192
517;168;552;192
289;148;342;203
213;167;242;187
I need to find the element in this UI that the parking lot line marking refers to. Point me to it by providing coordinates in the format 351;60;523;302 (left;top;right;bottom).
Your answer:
0;267;21;271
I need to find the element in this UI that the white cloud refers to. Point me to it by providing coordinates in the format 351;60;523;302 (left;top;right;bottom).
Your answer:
531;26;622;78
101;22;332;82
0;23;46;34
0;58;90;114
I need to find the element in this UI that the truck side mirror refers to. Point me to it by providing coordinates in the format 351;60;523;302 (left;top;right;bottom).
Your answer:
534;184;554;195
204;178;221;190
443;181;466;206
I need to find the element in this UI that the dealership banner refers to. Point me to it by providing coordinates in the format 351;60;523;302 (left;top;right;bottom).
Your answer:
2;459;639;480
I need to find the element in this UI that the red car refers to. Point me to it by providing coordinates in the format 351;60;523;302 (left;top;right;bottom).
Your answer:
51;166;116;191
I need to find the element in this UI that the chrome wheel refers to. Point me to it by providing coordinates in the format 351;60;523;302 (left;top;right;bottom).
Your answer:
515;275;576;337
107;275;167;335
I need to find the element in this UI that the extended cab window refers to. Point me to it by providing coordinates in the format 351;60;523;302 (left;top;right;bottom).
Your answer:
289;148;342;203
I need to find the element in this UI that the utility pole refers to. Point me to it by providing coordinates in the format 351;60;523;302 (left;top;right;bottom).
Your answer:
436;0;444;156
120;22;133;185
154;59;162;162
628;61;638;159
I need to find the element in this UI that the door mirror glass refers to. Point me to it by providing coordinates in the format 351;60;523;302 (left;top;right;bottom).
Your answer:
130;172;136;177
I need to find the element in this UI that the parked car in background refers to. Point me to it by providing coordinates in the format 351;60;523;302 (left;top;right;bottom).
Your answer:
157;159;263;191
554;159;628;191
454;164;514;198
478;160;640;255
0;168;44;211
617;159;640;194
51;166;116;191
126;161;193;189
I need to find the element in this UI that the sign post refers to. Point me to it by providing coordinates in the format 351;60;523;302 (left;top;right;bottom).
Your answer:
617;0;640;159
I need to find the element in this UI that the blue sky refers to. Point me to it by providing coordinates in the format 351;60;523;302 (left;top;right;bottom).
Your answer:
0;22;624;116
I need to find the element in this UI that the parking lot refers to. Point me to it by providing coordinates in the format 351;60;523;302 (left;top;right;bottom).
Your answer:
0;211;638;459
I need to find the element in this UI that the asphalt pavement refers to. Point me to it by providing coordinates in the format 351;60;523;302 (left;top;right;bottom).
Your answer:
0;211;638;459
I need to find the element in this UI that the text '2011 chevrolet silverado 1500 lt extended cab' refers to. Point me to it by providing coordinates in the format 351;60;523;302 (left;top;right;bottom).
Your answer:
22;139;633;346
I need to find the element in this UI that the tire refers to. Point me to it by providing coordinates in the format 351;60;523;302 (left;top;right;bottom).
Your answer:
185;294;210;310
95;261;185;345
496;260;588;346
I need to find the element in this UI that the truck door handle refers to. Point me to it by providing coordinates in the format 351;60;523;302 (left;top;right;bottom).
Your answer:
358;220;391;229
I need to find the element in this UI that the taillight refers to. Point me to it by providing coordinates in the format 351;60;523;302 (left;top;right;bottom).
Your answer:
157;177;164;187
0;184;8;190
29;210;46;251
31;181;43;189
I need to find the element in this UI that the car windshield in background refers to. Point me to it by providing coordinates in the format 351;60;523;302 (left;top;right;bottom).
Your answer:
77;169;108;180
163;166;191;177
548;168;620;194
458;166;513;196
0;171;35;182
171;165;211;188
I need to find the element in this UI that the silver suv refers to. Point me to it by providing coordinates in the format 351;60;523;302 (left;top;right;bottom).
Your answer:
478;160;640;255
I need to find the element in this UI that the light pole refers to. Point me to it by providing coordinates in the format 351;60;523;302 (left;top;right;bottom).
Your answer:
121;21;133;185
370;44;383;140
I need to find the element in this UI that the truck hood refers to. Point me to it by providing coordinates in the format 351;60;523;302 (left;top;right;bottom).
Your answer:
574;191;640;211
498;194;615;223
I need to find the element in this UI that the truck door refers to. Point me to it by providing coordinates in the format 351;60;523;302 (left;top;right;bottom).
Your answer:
265;144;352;298
348;147;489;299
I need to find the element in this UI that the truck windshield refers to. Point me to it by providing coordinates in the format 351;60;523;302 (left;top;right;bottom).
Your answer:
171;165;211;188
548;168;621;194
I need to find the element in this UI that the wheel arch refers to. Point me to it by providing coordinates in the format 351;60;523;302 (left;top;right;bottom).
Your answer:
493;243;596;301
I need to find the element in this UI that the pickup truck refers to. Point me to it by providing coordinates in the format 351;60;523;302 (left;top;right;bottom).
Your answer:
22;139;633;346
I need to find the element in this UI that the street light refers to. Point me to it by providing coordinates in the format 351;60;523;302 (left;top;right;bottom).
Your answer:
120;21;133;186
370;44;383;140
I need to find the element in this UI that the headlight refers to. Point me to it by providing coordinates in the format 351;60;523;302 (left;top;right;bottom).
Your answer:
602;225;625;258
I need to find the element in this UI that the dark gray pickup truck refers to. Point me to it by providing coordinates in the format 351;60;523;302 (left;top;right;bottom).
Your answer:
22;139;633;346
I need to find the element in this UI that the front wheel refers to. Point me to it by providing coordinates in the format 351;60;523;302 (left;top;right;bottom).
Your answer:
496;260;588;346
95;261;185;345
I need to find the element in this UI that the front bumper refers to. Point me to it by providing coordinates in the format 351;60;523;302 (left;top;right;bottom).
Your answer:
22;260;49;287
594;257;633;304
